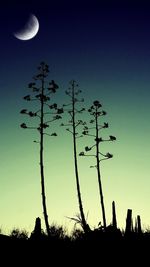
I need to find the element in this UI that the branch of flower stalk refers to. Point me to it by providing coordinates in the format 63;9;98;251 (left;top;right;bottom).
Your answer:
31;113;41;119
24;96;40;102
84;144;96;151
33;140;40;144
65;90;72;97
45;115;62;124
63;103;72;107
66;128;73;134
89;119;96;124
83;133;96;138
23;95;34;101
86;127;95;130
74;110;82;115
99;153;113;162
60;123;72;127
20;110;41;120
28;82;36;88
45;103;58;109
101;136;116;142
99;157;112;162
44;112;59;115
90;165;97;168
79;152;96;157
35;109;41;114
102;111;107;116
75;122;81;128
76;135;83;139
68;111;73;118
99;151;107;157
44;118;58;124
84;154;96;157
43;133;57;137
43;102;51;108
75;120;86;128
98;126;105;131
74;108;85;113
20;123;37;130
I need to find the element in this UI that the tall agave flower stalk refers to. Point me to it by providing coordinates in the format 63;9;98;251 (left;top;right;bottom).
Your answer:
20;62;63;236
61;80;90;233
79;100;116;229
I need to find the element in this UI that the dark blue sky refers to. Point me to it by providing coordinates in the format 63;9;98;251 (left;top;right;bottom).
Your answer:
0;1;150;114
1;1;150;85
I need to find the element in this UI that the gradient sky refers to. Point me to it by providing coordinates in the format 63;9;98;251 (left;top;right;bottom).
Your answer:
0;1;150;234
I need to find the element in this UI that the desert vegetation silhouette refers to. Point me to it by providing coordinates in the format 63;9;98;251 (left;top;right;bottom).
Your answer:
20;62;63;236
79;100;116;229
0;62;146;262
61;80;90;233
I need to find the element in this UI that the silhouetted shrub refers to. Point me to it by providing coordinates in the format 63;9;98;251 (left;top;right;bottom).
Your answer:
10;228;29;240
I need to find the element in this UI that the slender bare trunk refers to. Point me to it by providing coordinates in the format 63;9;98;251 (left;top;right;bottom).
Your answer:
72;81;89;233
40;78;50;236
95;109;106;229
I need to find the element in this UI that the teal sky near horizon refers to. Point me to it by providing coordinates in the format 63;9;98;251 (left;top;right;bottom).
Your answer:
0;1;150;234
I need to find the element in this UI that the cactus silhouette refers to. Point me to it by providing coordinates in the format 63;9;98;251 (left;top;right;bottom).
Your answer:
20;62;62;236
112;201;117;228
79;100;116;229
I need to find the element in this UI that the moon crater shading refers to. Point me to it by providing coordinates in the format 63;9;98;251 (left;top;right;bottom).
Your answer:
14;14;39;41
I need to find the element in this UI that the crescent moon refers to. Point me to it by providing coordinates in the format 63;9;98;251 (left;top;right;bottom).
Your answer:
14;14;39;41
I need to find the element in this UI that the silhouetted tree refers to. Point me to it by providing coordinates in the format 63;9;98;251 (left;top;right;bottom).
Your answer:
20;62;62;236
79;100;116;229
61;80;90;233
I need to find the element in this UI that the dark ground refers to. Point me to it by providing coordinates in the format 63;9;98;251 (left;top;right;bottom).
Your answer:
0;230;149;265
